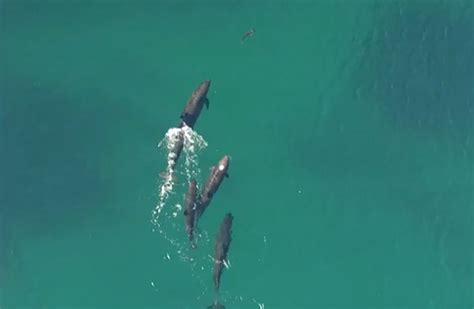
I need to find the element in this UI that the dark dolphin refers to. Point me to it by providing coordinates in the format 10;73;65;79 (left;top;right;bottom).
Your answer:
178;80;211;129
166;80;210;171
196;155;230;218
206;213;233;309
183;179;198;249
212;213;233;293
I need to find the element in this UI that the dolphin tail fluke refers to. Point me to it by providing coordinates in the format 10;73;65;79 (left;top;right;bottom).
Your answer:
207;301;225;309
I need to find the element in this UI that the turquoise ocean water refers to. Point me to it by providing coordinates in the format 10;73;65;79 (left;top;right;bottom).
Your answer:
1;1;473;308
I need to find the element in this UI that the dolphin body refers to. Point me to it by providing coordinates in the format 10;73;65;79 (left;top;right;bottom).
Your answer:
183;179;198;248
207;213;233;309
212;213;233;292
196;155;230;219
167;80;210;170
178;80;211;129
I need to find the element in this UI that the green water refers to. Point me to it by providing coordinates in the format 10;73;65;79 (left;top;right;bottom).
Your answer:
1;1;473;308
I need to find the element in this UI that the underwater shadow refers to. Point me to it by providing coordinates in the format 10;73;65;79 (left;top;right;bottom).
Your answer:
0;78;129;241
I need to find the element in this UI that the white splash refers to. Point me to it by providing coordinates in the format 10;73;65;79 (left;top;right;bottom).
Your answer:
223;259;231;269
151;125;211;294
152;128;183;225
150;281;159;293
182;125;207;183
152;125;207;225
252;299;265;309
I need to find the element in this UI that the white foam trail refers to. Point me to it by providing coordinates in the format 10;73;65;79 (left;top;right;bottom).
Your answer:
151;124;211;292
152;125;207;225
152;128;183;225
252;299;265;309
182;125;208;183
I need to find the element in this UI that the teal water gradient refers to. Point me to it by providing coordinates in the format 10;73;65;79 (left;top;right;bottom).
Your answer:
1;1;473;308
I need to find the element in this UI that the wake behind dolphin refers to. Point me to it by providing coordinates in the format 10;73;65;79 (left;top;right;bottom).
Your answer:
153;124;207;225
153;80;211;227
151;124;212;296
151;80;213;290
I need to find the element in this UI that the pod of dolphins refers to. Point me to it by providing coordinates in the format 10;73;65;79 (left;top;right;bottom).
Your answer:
170;80;233;309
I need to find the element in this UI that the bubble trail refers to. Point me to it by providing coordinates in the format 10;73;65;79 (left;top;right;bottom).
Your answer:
152;124;207;233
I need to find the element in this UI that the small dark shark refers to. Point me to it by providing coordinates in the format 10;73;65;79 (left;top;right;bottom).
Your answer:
178;80;211;129
241;28;255;43
212;213;233;293
196;155;230;218
183;179;198;249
